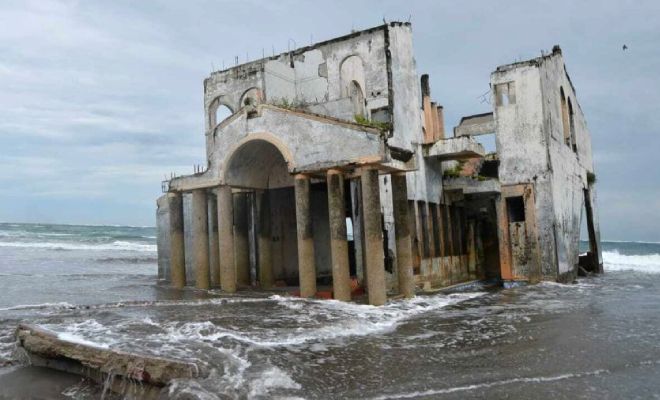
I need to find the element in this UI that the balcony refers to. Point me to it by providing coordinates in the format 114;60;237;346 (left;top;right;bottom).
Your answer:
425;136;485;161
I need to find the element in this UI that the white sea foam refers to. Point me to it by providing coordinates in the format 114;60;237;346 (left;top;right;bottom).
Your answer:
0;240;156;252
0;302;76;312
603;250;660;273
369;369;608;399
57;332;110;349
157;293;484;349
248;367;302;398
46;320;117;349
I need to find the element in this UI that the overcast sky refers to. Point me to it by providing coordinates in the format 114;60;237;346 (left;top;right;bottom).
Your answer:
0;0;658;241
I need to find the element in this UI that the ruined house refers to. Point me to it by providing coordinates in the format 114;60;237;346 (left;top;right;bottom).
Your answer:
156;22;602;305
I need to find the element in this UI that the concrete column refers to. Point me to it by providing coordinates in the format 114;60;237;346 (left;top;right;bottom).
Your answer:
217;186;236;293
326;169;351;301
168;192;186;289
294;174;317;298
361;168;387;306
191;189;210;290
233;192;250;286
391;172;414;298
257;190;274;289
208;193;220;287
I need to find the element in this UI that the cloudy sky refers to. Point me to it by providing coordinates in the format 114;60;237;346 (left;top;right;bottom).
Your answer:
0;0;658;241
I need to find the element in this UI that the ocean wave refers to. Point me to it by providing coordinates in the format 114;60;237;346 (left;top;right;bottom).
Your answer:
0;240;156;252
601;239;660;245
0;302;76;312
156;293;485;348
603;250;660;273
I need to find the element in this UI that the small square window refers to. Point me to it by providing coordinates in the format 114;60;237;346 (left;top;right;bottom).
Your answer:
495;82;516;106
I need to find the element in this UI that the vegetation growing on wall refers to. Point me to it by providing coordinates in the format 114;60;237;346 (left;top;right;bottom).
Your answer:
354;115;392;132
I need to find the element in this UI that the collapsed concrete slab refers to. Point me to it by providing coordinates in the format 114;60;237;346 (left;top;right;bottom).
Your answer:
14;324;206;398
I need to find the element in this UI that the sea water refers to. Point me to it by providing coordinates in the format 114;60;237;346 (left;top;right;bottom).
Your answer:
1;222;660;399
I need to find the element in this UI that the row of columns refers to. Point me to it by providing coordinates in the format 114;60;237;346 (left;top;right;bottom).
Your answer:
167;167;415;306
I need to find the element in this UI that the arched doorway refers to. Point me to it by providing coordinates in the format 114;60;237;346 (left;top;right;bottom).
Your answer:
224;139;293;190
223;139;307;290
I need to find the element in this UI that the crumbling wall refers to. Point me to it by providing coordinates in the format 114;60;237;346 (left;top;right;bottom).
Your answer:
539;53;594;278
388;23;423;153
204;62;265;130
492;65;547;184
491;62;555;280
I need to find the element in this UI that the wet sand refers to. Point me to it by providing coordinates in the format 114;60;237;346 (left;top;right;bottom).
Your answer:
0;366;102;400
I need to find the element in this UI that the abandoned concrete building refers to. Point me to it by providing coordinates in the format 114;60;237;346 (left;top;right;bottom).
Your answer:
156;22;603;305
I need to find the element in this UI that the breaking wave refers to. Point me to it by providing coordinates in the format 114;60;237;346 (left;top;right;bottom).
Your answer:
0;240;156;252
156;293;486;349
603;250;660;274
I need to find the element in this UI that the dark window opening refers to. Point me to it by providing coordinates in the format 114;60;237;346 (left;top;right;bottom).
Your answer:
568;98;577;154
506;196;526;223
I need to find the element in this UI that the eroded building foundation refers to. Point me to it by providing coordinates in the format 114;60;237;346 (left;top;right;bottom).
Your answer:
156;22;603;305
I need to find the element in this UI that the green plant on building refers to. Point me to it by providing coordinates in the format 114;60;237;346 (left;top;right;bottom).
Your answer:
354;115;392;132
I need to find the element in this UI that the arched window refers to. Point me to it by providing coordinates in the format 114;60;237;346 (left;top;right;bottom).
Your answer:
340;55;366;98
239;87;263;108
560;87;570;147
208;97;233;128
567;98;577;153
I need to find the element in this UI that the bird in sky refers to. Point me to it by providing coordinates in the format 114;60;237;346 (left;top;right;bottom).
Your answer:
623;44;628;50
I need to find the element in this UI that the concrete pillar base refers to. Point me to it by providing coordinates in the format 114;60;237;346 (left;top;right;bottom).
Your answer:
192;189;210;290
327;169;351;302
391;172;414;298
361;168;386;306
168;192;186;289
217;186;236;293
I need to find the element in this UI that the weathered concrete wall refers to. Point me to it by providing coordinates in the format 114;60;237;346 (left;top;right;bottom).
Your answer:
169;106;386;191
491;50;597;281
539;52;594;278
204;62;265;131
206;27;390;129
492;65;547;183
388;23;423;153
492;59;555;280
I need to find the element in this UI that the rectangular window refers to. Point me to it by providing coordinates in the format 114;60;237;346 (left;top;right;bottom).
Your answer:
495;81;516;106
506;196;526;223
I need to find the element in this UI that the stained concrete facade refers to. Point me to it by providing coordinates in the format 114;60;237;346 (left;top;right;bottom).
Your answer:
156;24;602;304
